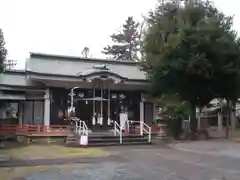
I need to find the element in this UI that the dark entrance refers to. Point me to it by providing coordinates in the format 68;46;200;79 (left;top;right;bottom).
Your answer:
75;100;92;128
75;98;112;132
73;89;142;132
91;101;110;131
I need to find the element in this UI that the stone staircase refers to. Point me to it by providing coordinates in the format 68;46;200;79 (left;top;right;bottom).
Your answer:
65;133;151;147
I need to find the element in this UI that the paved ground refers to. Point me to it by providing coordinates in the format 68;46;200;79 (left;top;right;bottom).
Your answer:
2;140;240;180
168;139;240;158
0;155;122;168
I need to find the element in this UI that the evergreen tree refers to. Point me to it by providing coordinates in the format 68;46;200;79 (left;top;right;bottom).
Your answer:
81;46;90;58
142;0;240;135
102;17;141;61
0;29;7;72
4;59;16;70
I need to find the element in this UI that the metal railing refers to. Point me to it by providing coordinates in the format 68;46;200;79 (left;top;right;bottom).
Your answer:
114;121;122;144
75;120;88;136
141;121;152;142
126;120;152;142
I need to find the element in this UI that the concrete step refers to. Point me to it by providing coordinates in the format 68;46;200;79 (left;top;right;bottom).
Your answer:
89;138;148;144
66;141;151;147
66;136;147;141
66;139;149;144
65;134;151;147
89;141;151;147
66;135;145;141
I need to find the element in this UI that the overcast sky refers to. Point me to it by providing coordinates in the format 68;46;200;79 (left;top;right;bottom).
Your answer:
0;0;240;69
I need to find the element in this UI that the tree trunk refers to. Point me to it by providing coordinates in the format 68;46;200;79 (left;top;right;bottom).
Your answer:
225;100;230;138
231;100;236;137
190;103;197;140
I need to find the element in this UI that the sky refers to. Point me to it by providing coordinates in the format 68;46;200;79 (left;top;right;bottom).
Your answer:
0;0;240;69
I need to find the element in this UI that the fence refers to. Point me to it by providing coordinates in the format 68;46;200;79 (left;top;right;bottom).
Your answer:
0;124;68;136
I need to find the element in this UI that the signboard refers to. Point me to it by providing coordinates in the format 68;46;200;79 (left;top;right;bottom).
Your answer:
79;135;88;146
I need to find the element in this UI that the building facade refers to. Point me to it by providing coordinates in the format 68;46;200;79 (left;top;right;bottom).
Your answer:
0;53;156;131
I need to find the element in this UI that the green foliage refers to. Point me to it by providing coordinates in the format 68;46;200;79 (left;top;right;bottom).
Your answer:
102;17;141;61
0;28;15;71
154;94;190;138
0;29;7;72
155;93;189;139
167;117;183;139
156;94;190;120
142;0;240;132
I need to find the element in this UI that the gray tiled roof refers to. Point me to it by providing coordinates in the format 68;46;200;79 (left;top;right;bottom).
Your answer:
26;53;147;81
0;71;43;88
0;71;29;87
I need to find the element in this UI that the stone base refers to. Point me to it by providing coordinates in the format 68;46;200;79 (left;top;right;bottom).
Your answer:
151;135;168;145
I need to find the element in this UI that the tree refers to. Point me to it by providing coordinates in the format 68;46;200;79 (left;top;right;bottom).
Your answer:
0;29;7;72
156;93;190;120
102;16;141;61
4;59;16;70
142;0;240;136
156;93;190;139
81;46;90;58
0;29;15;71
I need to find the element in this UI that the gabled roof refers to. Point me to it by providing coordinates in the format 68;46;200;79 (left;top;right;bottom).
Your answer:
26;53;147;81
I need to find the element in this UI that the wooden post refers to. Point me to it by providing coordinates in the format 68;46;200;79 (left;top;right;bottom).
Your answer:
100;83;103;125
231;100;236;137
92;87;96;125
107;85;111;125
124;121;129;136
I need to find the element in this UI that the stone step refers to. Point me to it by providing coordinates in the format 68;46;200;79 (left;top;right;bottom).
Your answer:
66;135;145;141
66;140;151;147
66;137;149;143
66;136;147;141
65;134;151;147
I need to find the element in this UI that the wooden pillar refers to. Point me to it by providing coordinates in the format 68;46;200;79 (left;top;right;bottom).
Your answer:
140;93;144;123
92;87;96;125
44;88;50;126
231;101;236;137
107;85;111;125
153;103;156;123
218;112;223;132
18;103;23;125
100;83;103;125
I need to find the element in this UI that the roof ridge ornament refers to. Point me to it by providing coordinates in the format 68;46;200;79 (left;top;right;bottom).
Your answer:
92;64;109;70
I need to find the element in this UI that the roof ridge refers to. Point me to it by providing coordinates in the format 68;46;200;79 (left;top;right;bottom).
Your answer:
30;52;139;65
